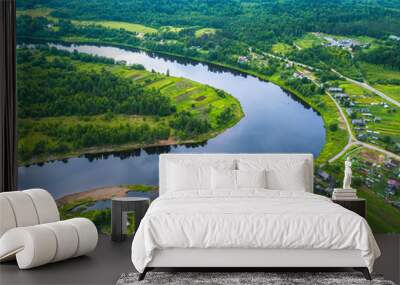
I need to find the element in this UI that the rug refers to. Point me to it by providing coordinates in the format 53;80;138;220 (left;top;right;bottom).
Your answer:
116;271;396;285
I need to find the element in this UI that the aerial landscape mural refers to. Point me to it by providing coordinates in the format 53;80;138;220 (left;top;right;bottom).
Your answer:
16;0;400;233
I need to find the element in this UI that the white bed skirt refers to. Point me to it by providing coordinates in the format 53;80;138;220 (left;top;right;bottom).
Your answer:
148;248;366;268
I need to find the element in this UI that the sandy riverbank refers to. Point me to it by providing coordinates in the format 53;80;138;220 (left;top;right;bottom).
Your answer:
56;185;158;206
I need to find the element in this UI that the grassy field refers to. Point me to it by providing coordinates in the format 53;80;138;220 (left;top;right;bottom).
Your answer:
72;20;157;34
160;26;184;33
17;7;53;17
359;62;400;102
359;188;400;233
18;8;158;35
17;7;59;22
294;33;326;49
374;84;400;102
195;28;217;38
271;43;294;55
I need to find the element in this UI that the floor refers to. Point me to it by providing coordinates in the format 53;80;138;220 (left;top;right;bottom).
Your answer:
1;234;399;285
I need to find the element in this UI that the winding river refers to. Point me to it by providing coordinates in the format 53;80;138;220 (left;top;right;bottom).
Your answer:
18;43;325;198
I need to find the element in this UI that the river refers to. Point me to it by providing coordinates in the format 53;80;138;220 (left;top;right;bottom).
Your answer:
18;43;325;198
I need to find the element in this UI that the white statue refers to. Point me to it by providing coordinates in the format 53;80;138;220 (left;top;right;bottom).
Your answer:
343;157;352;189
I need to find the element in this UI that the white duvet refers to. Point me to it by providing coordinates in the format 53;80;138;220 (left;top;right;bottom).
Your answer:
131;190;380;273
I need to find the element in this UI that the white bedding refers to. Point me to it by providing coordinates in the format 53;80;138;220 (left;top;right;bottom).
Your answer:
131;190;380;273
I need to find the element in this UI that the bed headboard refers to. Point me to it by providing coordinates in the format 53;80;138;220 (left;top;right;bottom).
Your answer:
159;153;314;195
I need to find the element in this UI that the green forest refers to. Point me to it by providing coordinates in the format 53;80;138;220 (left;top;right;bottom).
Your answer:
16;0;400;233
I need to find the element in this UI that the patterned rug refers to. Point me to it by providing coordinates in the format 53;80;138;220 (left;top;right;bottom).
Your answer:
116;271;395;285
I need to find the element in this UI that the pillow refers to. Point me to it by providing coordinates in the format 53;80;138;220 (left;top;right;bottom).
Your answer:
167;159;236;192
211;169;268;191
238;159;308;191
167;162;211;192
211;168;236;191
236;169;267;189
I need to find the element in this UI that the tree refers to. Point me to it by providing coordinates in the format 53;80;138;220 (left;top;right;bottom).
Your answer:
329;123;338;132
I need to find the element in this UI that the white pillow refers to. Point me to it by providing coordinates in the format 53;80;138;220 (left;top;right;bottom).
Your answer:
168;162;211;192
211;169;268;191
211;168;236;191
238;159;308;191
167;159;236;192
236;169;267;189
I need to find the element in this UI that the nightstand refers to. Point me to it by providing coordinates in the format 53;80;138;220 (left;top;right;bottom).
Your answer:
111;197;150;242
332;198;366;218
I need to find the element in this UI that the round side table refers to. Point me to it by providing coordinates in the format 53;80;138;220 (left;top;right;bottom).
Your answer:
111;197;150;242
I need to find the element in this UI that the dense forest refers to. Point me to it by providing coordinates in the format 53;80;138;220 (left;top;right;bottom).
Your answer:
357;41;400;71
17;0;400;48
17;47;175;118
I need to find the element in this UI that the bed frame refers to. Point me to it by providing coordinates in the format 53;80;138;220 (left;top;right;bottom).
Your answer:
138;154;371;281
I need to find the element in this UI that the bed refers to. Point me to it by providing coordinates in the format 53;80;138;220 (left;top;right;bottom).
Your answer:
131;154;380;280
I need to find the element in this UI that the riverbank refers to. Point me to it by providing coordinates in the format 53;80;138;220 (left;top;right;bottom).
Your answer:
57;184;157;206
20;36;345;165
19;115;243;166
19;127;232;166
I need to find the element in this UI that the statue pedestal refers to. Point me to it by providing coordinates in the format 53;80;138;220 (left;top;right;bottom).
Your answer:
332;188;358;200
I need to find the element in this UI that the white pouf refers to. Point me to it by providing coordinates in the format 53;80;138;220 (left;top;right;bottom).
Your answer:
0;189;98;269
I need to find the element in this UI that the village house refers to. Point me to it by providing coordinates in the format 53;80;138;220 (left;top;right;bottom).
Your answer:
389;35;400;41
293;72;305;79
385;159;399;169
285;62;293;69
316;169;331;181
334;93;350;101
362;113;373;117
357;133;368;140
346;108;353;116
237;56;249;64
387;179;400;190
386;179;400;196
324;36;361;49
327;87;343;93
352;118;365;126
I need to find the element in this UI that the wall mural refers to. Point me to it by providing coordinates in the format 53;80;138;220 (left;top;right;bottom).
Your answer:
16;1;400;234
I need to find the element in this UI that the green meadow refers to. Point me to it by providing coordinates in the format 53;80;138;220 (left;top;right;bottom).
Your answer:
271;43;294;55
359;62;400;102
195;28;218;38
294;33;326;49
72;20;157;34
